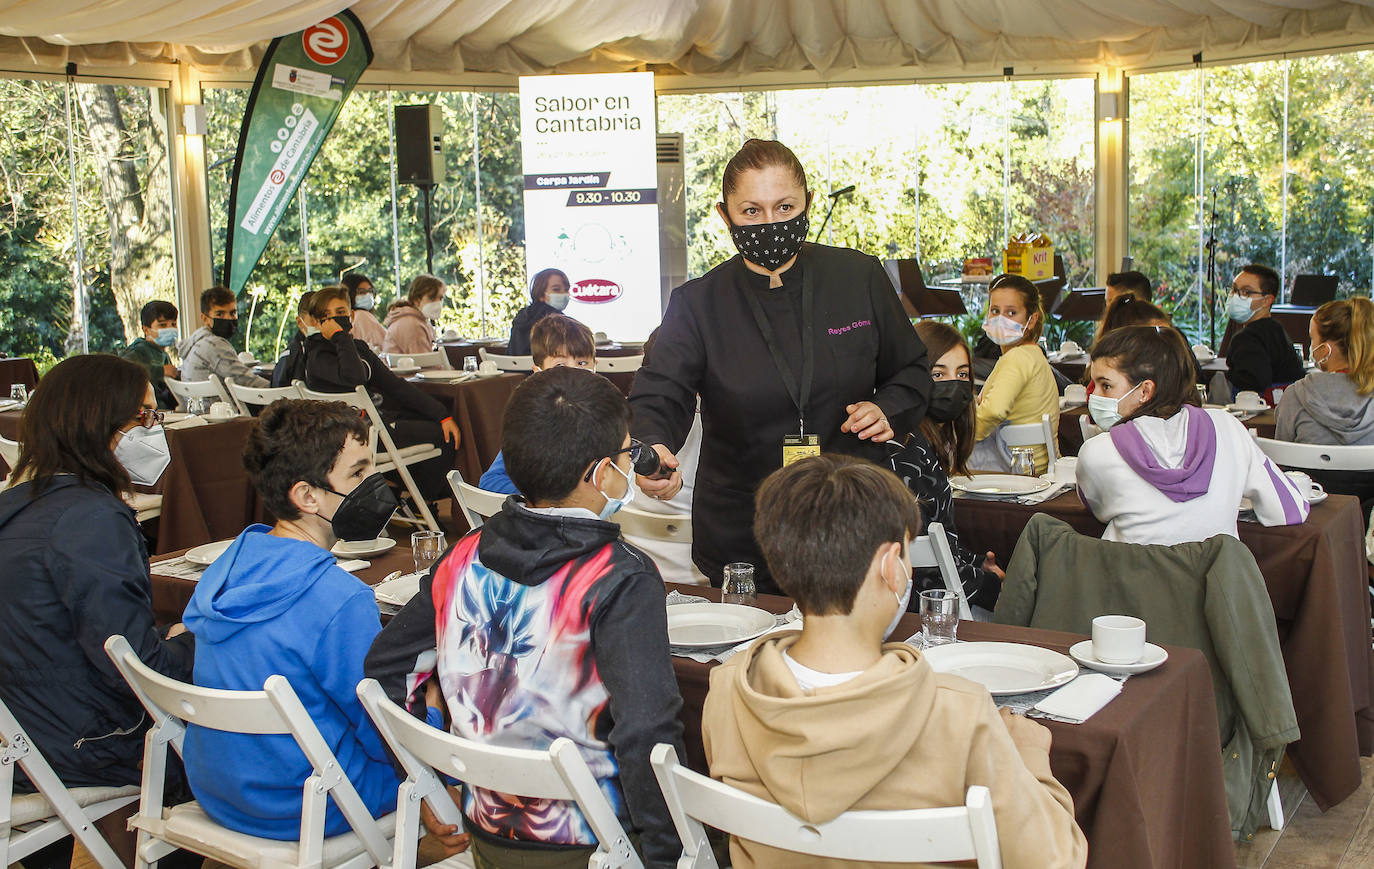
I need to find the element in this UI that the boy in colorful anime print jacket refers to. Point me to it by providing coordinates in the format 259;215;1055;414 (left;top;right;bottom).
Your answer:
365;366;685;869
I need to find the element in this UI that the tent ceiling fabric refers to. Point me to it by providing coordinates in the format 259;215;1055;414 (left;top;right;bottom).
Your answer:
4;0;1374;79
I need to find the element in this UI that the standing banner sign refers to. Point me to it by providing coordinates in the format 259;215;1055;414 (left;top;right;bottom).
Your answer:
224;11;372;295
519;72;660;341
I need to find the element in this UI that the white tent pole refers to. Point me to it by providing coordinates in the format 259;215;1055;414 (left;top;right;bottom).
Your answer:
387;89;402;300
472;93;487;335
63;75;89;354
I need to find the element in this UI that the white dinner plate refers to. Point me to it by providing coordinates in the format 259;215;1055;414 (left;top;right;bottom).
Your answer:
185;539;234;566
374;571;424;607
417;369;471;381
949;474;1053;497
0;399;20;411
1226;402;1269;413
388;365;421;376
475;370;505;378
666;602;776;649
922;642;1079;696
1069;640;1168;676
331;537;397;559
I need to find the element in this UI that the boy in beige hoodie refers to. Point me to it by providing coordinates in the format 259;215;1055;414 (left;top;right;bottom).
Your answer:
701;454;1087;869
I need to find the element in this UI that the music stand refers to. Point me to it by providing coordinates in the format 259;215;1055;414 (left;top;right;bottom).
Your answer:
1052;288;1107;321
883;259;966;317
1290;274;1338;307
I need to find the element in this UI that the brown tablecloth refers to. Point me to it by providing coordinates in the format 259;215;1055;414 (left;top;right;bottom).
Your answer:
955;491;1374;809
154;418;266;555
667;584;1235;869
0;408;20;441
439;343;486;369
412;374;524;484
0;357;39;394
1049;356;1089;383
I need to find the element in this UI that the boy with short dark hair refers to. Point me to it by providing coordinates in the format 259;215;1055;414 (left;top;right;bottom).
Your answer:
702;454;1087;869
1105;270;1153;306
479;314;596;492
366;367;684;868
176;285;269;388
1225;263;1306;397
120;300;179;408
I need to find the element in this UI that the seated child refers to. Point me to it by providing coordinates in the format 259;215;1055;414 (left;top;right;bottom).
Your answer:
119;299;180;409
366;367;684;868
1078;325;1309;544
702;454;1087;869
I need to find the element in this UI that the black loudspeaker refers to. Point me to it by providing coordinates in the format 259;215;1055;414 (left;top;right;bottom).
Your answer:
395;104;445;185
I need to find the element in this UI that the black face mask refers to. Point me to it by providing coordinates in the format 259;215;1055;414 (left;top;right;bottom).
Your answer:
210;317;237;340
331;315;353;333
927;380;975;422
723;207;810;272
324;473;399;541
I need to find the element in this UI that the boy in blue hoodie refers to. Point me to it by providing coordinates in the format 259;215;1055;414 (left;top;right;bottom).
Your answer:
181;398;460;848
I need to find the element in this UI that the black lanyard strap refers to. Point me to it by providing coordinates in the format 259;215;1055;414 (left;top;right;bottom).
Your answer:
740;260;814;435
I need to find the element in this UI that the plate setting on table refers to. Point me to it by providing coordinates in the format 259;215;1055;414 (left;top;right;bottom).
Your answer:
388;365;421;376
416;369;472;381
921;642;1079;695
949;474;1053;499
1069;640;1168;676
184;539;234;566
666;602;776;649
331;537;397;559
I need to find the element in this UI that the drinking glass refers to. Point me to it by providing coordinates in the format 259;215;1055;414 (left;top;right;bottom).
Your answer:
9;384;28;404
920;590;959;646
1009;447;1036;477
463;356;479;374
186;396;209;416
1293;343;1306;365
722;562;757;606
412;530;447;575
1195;383;1209;406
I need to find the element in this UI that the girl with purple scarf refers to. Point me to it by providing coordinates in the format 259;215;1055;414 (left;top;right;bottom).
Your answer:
1077;325;1309;545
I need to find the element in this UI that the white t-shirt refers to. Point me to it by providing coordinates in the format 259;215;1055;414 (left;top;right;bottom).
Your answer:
782;650;863;691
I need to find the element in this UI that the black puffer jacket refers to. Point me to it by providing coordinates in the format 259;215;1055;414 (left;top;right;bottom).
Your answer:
0;477;194;787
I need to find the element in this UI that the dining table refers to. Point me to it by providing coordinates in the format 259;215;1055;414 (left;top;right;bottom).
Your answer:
144;546;1237;869
409;372;524;485
955;488;1374;811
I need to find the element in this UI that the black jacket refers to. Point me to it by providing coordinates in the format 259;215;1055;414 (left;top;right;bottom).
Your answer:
507;300;561;356
1226;316;1306;394
365;499;684;867
629;244;932;587
0;477;194;787
271;330;309;388
304;332;450;423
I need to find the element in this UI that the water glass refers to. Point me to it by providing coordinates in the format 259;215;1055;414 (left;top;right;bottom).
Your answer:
463;356;479;374
722;562;757;606
920;590;959;646
1293;342;1307;365
9;384;28;404
1195;383;1209;406
411;530;447;575
186;396;209;416
1009;446;1036;477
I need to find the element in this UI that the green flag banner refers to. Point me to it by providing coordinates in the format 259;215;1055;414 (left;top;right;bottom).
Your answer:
224;10;372;294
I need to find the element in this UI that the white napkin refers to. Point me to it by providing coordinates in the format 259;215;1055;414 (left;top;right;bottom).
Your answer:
336;559;371;573
165;415;209;430
1015;482;1071;505
149;556;207;581
1032;673;1122;723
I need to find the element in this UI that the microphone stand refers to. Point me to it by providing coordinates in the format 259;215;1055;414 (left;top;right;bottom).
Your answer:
812;185;855;242
1204;186;1219;347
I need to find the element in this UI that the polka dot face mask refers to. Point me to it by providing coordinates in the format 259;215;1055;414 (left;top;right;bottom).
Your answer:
723;208;810;272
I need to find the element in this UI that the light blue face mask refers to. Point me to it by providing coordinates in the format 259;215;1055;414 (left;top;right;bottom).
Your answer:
1087;381;1142;431
596;457;635;521
1227;294;1257;323
154;327;178;347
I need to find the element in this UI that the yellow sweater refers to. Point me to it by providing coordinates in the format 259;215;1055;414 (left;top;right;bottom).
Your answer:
975;344;1061;474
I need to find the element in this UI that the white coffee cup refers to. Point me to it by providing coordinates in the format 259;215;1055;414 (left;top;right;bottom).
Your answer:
442;328;460;341
1063;384;1087;404
394;356;415;369
236;350;256;364
594;331;609;344
1052;456;1078;484
1092;615;1147;665
1059;340;1082;356
208;401;236;419
478;360;499;375
1234;390;1265;410
1284;470;1324;500
1192;343;1215;360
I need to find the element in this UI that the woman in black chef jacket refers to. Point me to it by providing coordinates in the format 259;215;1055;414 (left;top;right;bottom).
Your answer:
630;139;932;593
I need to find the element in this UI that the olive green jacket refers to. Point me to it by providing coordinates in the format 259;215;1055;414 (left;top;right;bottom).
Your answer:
993;513;1298;839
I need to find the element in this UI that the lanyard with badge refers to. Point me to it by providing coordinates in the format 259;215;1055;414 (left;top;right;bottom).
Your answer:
741;262;820;467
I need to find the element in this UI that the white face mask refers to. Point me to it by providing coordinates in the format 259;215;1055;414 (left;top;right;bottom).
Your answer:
882;550;914;641
1227;294;1257;323
547;292;570;312
596;457;635;521
1087;381;1142;431
303;325;321;337
1312;341;1332;370
421;300;444;320
354;293;375;311
114;425;171;486
982;314;1026;346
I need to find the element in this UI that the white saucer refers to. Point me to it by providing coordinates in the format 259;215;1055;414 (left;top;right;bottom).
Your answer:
185;539;234;566
1040;473;1076;486
1226;402;1269;413
331;537;397;559
475;370;505;378
1069;640;1168;675
388;365;421;376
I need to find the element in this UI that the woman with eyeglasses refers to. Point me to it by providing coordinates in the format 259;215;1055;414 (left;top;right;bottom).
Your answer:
0;355;194;820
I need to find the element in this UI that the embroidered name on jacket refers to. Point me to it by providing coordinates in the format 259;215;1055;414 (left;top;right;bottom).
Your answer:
828;319;873;336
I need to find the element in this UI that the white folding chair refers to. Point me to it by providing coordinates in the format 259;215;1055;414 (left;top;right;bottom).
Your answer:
595;355;644;374
165;374;233;412
393;350;450;371
910;522;971;621
104;636;395;869
1001;412;1058;468
357;679;642;869
477;348;534;372
1079;414;1102;443
225;381;303;416
0;434;19;469
446;469;509;530
610;505;691;545
1252;436;1374;472
650;744;1002;868
0;696;139;869
298;383;442;532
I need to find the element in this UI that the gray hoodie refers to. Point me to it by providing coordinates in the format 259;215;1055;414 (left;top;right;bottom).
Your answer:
1275;371;1374;446
176;326;269;388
